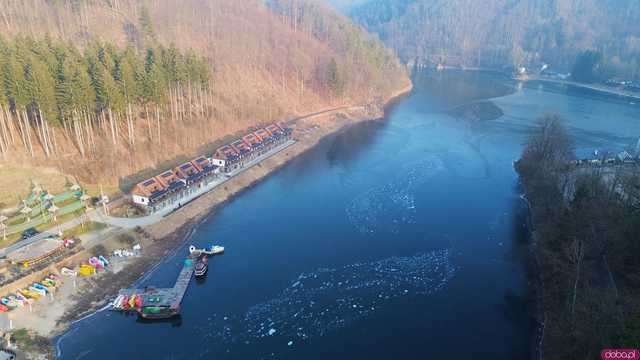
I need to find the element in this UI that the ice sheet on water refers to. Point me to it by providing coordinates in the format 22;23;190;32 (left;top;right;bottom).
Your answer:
244;249;454;341
346;156;444;234
195;249;456;347
239;249;456;341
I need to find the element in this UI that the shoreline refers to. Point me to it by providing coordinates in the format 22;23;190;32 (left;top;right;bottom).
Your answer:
413;65;640;102
523;75;640;101
39;81;413;344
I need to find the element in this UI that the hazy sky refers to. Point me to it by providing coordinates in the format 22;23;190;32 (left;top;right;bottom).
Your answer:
327;0;369;12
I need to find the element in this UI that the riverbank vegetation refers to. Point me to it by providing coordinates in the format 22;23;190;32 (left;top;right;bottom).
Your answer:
0;0;408;187
515;115;640;359
8;328;54;358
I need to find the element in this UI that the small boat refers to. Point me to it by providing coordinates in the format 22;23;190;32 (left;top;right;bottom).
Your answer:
128;295;137;309
122;295;130;310
15;293;29;304
112;295;124;309
211;245;224;254
41;279;55;289
99;255;110;267
61;267;77;276
29;286;46;297
32;283;48;293
89;257;104;269
16;293;32;305
189;245;225;256
19;290;37;300
43;283;55;292
194;255;208;277
2;297;18;309
7;295;22;307
79;264;95;276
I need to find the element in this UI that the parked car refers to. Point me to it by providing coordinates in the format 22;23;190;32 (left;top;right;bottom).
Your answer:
20;227;38;240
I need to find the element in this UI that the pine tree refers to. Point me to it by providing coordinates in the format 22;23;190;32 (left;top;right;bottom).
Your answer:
139;5;156;43
0;34;211;158
54;45;73;124
115;47;143;102
143;48;166;104
327;58;343;96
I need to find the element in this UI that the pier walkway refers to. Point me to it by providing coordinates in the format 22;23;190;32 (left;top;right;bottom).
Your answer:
117;255;197;316
172;259;195;308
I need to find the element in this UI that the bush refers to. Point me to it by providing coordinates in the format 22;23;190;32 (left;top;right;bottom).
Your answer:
10;329;53;357
91;244;107;257
117;233;136;245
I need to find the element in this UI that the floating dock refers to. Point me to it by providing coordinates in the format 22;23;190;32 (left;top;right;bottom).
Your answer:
114;247;220;319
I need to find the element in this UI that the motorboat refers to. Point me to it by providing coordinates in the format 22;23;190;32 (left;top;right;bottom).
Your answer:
194;255;208;277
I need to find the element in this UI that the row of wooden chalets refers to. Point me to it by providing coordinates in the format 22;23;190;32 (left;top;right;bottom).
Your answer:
214;123;292;170
131;123;293;211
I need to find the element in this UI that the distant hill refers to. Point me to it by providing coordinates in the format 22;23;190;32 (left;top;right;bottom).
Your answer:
345;0;640;78
0;0;408;183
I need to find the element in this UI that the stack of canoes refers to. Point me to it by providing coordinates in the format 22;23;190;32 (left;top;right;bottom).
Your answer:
0;274;62;311
88;256;109;269
78;255;110;276
0;274;62;312
111;294;142;311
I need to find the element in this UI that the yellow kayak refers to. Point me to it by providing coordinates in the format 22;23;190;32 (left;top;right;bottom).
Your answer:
19;289;39;300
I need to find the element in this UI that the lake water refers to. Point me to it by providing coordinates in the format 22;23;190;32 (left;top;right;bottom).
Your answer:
56;71;640;359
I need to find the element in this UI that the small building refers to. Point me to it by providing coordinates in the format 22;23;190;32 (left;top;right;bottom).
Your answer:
265;123;293;140
265;123;284;137
132;177;167;206
243;133;262;150
175;161;204;185
215;145;239;163
230;139;252;158
192;156;222;176
254;128;272;143
156;170;186;195
210;158;226;168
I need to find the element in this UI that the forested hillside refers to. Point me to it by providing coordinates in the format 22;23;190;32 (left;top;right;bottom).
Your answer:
0;0;408;183
516;117;640;358
344;0;640;78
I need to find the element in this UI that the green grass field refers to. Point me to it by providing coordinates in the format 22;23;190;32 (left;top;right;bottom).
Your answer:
0;165;122;210
62;221;107;238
